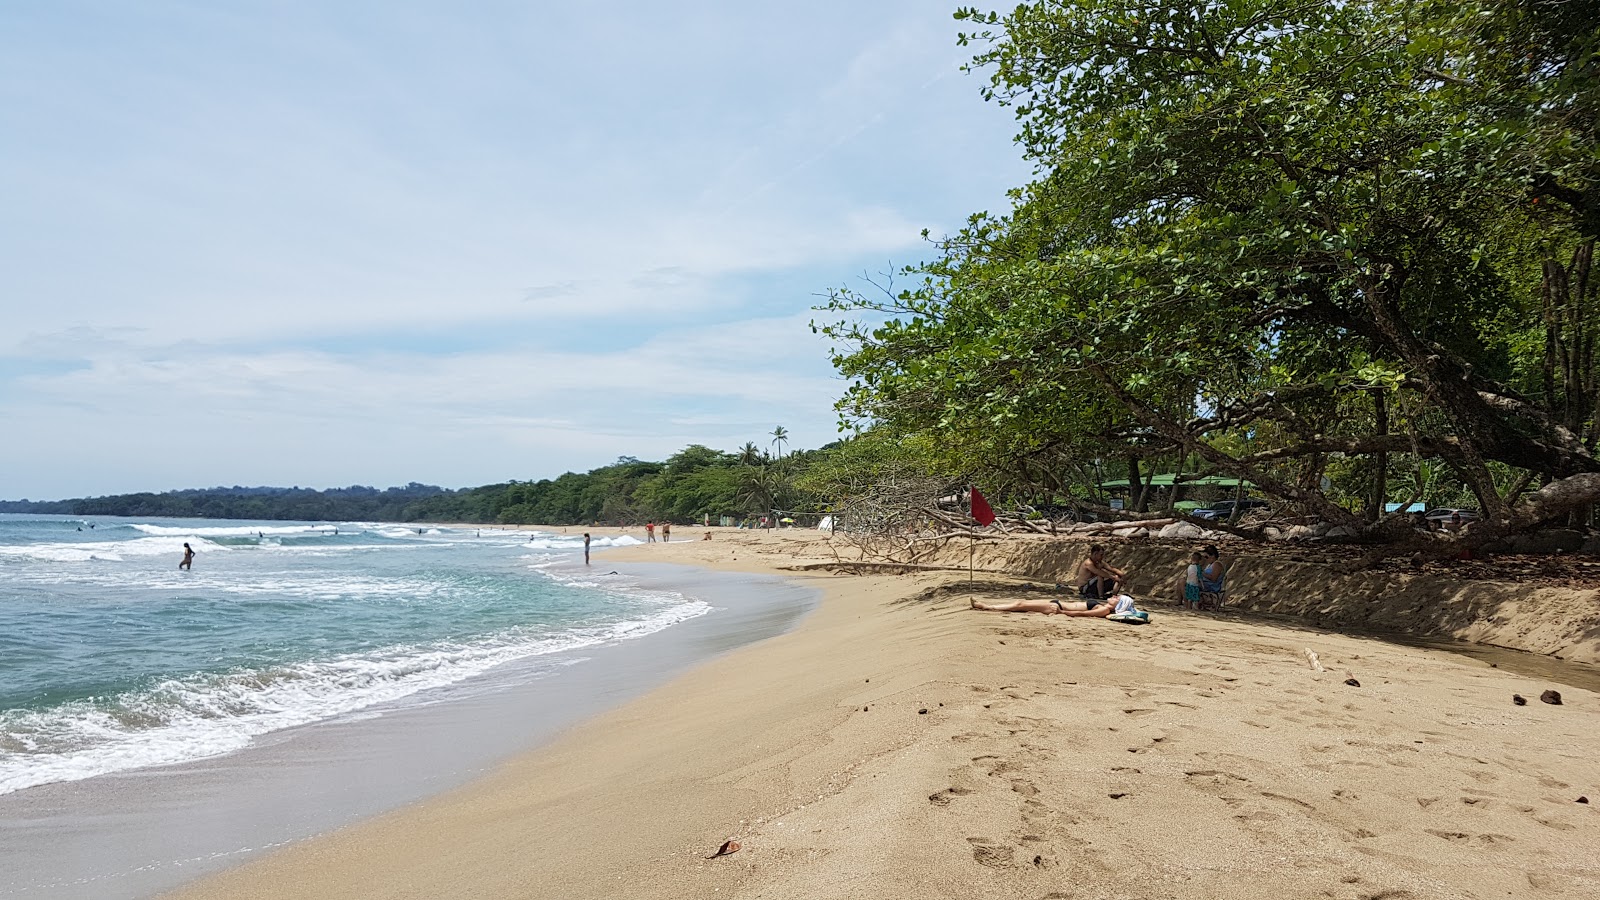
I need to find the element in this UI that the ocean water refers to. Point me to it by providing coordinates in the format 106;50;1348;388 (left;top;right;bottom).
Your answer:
0;514;691;797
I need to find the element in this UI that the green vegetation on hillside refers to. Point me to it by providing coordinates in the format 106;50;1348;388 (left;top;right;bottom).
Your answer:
0;436;944;526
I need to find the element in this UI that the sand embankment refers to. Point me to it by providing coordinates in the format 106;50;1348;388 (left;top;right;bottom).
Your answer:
169;528;1600;899
893;535;1600;665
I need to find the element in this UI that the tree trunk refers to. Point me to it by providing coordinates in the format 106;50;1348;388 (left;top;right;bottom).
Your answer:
1369;389;1388;523
1126;456;1144;513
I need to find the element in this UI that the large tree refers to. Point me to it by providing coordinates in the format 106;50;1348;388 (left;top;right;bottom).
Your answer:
822;0;1600;538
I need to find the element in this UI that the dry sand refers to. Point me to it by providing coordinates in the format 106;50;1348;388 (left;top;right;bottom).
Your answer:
169;528;1600;899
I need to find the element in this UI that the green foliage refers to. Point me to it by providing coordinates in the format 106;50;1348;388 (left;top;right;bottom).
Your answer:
8;438;943;525
822;0;1600;528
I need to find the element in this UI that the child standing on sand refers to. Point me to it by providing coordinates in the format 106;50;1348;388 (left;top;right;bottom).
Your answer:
1179;551;1202;608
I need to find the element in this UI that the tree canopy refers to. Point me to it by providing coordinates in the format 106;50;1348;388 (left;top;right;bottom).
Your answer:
821;0;1600;539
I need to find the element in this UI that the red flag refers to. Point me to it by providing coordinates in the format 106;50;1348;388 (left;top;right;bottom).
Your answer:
970;488;997;527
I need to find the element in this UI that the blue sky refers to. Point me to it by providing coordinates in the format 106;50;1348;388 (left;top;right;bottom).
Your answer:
0;1;1027;499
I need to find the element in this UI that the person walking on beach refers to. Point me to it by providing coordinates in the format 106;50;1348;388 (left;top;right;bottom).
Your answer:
179;542;196;570
646;522;656;542
583;532;591;565
661;522;671;542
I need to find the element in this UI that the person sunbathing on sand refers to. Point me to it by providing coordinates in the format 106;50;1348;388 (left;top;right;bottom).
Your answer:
969;595;1116;617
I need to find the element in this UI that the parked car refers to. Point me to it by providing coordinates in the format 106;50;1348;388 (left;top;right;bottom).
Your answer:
1192;499;1271;520
1424;507;1480;528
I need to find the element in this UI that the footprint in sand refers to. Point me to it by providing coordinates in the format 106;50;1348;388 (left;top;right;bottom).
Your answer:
1259;791;1315;811
967;837;1014;868
1531;814;1576;832
929;786;974;806
1425;829;1515;847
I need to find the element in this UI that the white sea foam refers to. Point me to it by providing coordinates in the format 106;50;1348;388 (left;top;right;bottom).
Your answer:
519;534;642;550
0;597;711;795
0;536;227;564
213;575;447;600
130;524;342;538
5;568;451;601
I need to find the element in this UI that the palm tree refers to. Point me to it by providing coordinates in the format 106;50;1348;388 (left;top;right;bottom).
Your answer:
738;441;764;467
769;425;789;460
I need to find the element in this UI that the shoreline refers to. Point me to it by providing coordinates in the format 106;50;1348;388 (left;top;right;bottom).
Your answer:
168;529;1600;899
0;556;814;900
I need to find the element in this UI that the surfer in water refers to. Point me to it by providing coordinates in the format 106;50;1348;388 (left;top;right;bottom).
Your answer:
179;543;196;570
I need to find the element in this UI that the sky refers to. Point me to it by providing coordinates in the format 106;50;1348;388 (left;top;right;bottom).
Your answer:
0;1;1029;500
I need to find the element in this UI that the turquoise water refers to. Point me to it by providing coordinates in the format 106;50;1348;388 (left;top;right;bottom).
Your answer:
0;514;687;795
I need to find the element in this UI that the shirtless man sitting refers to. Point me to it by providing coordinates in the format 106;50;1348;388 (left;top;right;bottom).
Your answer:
1075;544;1126;601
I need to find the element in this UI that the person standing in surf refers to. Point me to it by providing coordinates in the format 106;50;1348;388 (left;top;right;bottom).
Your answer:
583;532;592;565
179;543;196;570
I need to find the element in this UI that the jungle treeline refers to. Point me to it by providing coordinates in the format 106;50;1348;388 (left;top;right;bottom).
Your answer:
0;437;895;526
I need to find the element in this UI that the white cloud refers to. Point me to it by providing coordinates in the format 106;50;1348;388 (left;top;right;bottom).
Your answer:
0;0;1027;497
0;314;845;496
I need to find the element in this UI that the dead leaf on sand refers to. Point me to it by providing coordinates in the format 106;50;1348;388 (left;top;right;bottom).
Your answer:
707;840;741;859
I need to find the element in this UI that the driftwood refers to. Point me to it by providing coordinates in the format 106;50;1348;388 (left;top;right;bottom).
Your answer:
786;561;1014;576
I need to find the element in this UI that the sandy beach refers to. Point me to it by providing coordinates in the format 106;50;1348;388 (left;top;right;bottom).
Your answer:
169;528;1600;899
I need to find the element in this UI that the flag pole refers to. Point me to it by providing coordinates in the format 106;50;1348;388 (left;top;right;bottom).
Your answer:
969;525;975;585
968;486;975;586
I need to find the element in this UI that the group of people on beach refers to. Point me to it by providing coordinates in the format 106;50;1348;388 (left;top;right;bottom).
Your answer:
970;544;1227;618
644;522;671;543
1174;545;1227;610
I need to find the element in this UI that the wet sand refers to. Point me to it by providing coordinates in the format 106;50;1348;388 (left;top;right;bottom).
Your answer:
168;528;1600;899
